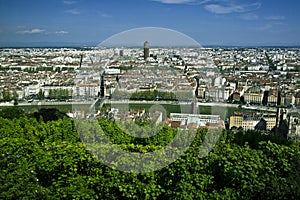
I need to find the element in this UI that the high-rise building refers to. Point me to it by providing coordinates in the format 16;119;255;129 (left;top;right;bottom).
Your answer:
100;74;105;98
144;41;150;60
119;49;124;57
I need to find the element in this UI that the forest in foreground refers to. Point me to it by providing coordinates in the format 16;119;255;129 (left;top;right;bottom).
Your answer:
0;107;299;199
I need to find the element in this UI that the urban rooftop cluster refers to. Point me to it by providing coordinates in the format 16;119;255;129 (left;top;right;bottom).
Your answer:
0;46;300;138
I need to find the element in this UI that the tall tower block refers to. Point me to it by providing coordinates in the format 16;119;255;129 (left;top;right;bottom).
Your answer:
144;41;150;60
100;74;105;98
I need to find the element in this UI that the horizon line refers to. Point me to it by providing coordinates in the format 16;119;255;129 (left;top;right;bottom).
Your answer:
1;42;300;48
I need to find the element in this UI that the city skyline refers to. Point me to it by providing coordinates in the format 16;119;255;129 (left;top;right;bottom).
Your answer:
1;0;300;47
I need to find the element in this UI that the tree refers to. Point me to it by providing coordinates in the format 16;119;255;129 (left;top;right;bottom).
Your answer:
12;90;19;105
265;52;276;71
37;89;44;100
0;107;25;119
0;116;299;199
1;90;11;102
32;108;68;122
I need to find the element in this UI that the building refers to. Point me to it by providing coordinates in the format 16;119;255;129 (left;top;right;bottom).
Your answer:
108;108;163;124
119;49;124;57
24;84;40;97
255;118;267;131
229;112;276;130
267;93;279;106
282;93;295;107
169;113;225;129
295;91;300;107
144;41;150;60
74;83;100;98
243;86;264;105
206;87;227;102
197;86;206;100
287;111;300;139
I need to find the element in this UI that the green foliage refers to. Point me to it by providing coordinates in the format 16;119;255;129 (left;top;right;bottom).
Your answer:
118;65;133;71
1;89;12;102
23;66;54;73
0;107;25;119
32;108;68;122
265;52;276;71
130;90;178;101
294;65;300;72
98;119;176;147
232;130;291;148
37;89;45;100
47;89;71;100
0;116;299;199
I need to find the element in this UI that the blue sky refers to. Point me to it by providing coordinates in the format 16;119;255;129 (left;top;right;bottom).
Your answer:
0;0;300;46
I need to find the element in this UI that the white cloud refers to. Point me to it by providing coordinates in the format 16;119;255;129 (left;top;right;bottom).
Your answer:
204;2;261;14
265;15;285;20
55;31;69;34
16;29;45;34
65;9;80;14
63;0;77;5
240;13;259;20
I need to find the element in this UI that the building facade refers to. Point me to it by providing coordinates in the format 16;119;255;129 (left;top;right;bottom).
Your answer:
230;112;276;130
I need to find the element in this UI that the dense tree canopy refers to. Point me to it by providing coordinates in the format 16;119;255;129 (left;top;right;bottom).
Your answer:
0;107;25;119
130;90;178;101
0;110;299;199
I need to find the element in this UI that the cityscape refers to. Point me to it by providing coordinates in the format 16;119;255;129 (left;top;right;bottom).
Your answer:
1;43;299;139
1;0;300;199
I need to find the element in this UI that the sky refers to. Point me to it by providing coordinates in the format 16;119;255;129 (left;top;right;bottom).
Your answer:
0;0;300;47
